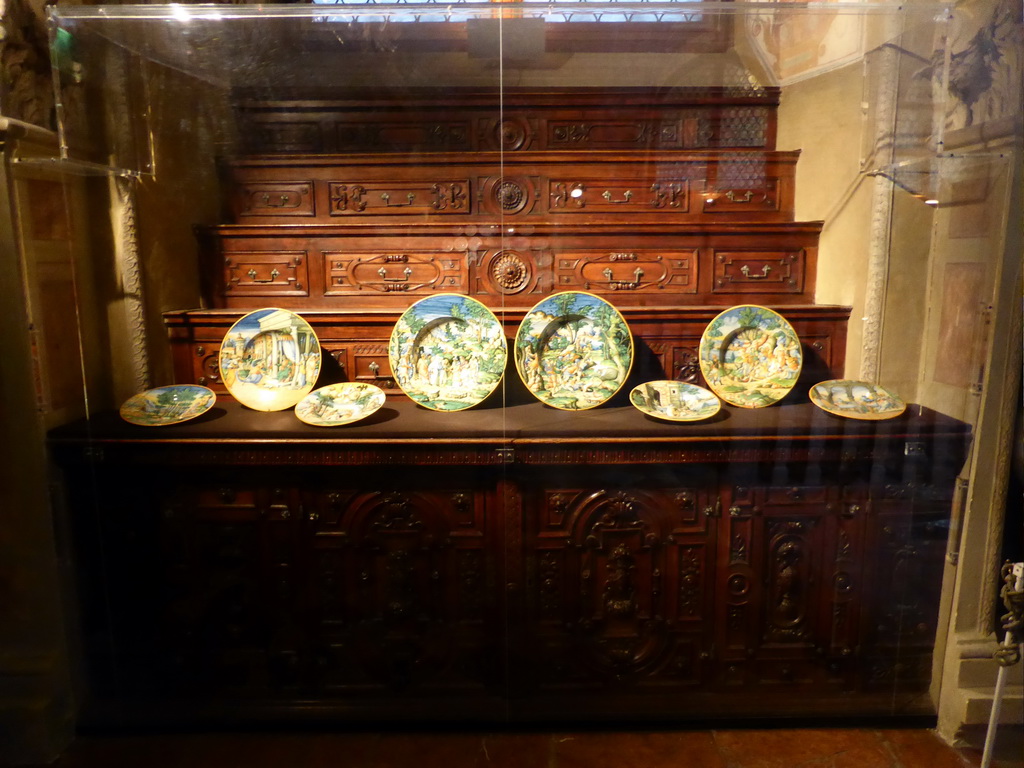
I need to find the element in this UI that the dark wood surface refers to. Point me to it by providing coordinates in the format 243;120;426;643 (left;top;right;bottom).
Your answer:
52;399;968;446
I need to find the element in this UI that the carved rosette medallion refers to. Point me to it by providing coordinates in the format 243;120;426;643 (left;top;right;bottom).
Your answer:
495;118;530;151
488;250;531;294
496;180;525;211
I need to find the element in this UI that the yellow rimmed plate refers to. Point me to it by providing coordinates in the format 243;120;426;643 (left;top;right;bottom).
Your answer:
119;385;216;426
699;304;802;408
295;382;387;426
629;380;721;422
515;291;634;411
219;308;321;412
388;294;507;411
809;379;906;420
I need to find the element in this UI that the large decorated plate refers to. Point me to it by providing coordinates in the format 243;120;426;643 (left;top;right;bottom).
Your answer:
515;291;634;411
295;382;386;426
809;379;906;420
119;384;216;426
699;304;802;408
388;294;507;411
219;308;321;412
629;380;721;422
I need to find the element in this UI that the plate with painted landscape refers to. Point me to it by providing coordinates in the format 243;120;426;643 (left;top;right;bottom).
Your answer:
629;380;721;422
515;291;634;411
219;308;321;412
119;384;216;426
388;294;507;411
295;382;387;427
699;305;802;408
809;379;906;420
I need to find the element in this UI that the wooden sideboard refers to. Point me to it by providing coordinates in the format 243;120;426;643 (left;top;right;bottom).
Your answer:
58;86;966;728
52;401;970;727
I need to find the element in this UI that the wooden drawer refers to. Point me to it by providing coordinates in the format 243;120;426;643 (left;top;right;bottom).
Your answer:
555;249;698;294
712;249;806;295
322;343;400;395
223;250;309;298
702;181;781;213
326;179;470;217
232;181;315;218
325;251;466;295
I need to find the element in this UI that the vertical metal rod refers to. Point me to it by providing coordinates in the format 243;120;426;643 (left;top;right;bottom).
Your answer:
981;562;1023;768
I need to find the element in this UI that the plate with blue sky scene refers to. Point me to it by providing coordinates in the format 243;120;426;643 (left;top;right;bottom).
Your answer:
389;294;507;411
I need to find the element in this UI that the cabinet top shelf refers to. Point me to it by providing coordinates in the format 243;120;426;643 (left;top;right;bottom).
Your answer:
50;400;970;459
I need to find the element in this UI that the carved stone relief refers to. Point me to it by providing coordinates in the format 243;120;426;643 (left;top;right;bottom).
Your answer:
0;0;54;128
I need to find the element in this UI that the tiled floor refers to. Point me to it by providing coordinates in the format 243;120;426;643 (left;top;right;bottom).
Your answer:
42;727;1023;768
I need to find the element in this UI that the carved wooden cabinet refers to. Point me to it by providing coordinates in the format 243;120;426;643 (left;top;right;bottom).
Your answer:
171;87;844;398
52;402;970;726
55;85;967;727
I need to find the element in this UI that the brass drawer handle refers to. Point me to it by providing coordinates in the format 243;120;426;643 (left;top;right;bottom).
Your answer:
247;267;280;283
740;265;772;280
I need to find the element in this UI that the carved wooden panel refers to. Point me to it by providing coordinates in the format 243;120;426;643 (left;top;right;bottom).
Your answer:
324;251;466;295
223;251;309;298
302;485;499;693
158;484;306;693
235;88;780;155
691;107;773;148
555;250;698;294
200;227;823;309
712;250;805;295
548;178;690;214
327;180;470;217
250;121;321;153
524;480;716;691
471;249;549;297
702;182;782;213
478;176;540;217
219;153;801;225
861;485;953;689
234;182;315;218
336;121;473;153
720;483;831;681
827;488;869;678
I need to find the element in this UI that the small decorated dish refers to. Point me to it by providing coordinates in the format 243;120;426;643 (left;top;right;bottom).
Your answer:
515;291;634;411
219;308;321;412
119;385;216;426
629;380;721;422
699;304;802;408
809;379;906;420
295;382;387;426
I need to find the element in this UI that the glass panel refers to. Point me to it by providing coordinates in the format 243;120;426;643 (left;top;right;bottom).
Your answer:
38;0;1019;732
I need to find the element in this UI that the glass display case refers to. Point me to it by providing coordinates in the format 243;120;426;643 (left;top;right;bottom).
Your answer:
1;0;1019;755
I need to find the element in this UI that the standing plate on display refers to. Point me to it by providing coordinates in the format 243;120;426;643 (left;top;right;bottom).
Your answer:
809;379;906;420
699;304;802;408
295;382;386;427
388;294;507;411
219;308;321;412
119;385;216;426
515;291;634;411
629;380;721;422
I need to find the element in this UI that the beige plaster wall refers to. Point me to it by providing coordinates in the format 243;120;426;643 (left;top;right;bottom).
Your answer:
776;62;873;379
